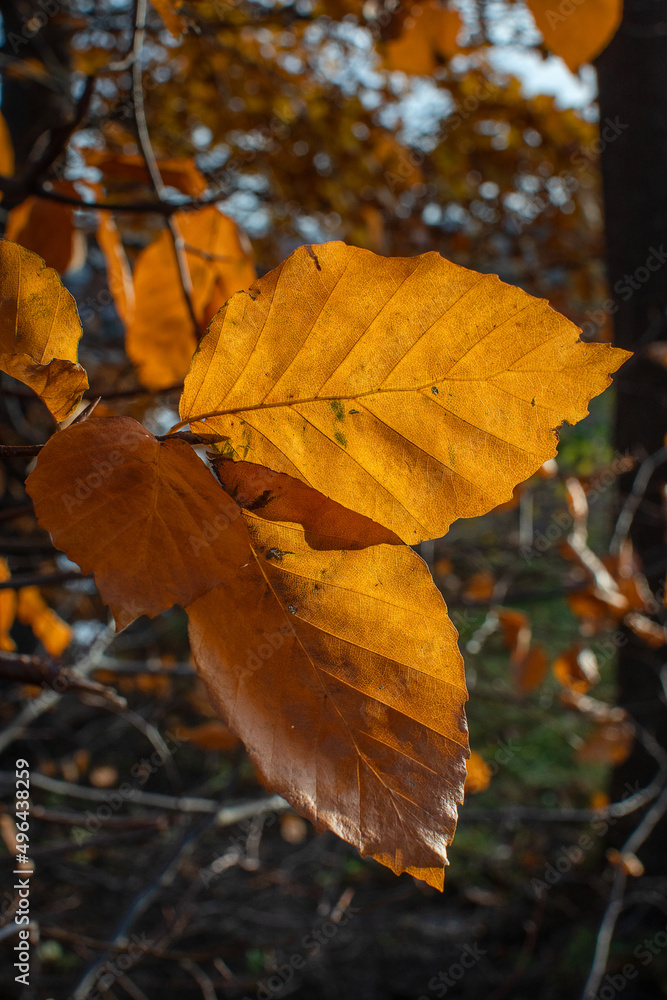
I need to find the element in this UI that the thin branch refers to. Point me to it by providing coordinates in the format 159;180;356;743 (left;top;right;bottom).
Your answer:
0;569;89;592
130;0;199;333
610;445;667;555
0;651;126;708
0;178;229;215
581;785;667;1000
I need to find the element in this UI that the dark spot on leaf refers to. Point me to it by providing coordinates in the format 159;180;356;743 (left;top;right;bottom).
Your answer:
288;605;297;614
305;245;322;271
349;409;359;414
246;490;274;512
531;397;536;406
329;399;345;421
431;386;439;395
334;430;348;448
266;547;293;561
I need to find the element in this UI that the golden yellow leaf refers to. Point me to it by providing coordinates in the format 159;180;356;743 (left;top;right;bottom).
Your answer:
25;416;253;630
96;213;135;326
0;240;88;420
187;507;468;889
526;0;622;71
126;207;255;389
180;242;630;544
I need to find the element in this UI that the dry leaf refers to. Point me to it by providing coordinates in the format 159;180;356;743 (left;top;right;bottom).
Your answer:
577;720;634;766
0;240;88;420
151;0;187;37
180;242;629;544
0;110;14;183
187;508;469;890
127;207;255;389
526;0;622;71
25;416;252;630
213;458;401;549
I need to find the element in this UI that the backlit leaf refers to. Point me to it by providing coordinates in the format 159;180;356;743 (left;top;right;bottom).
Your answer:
0;240;88;420
25;416;252;630
127;207;255;389
84;151;206;197
187;508;468;889
180;242;629;544
385;2;462;75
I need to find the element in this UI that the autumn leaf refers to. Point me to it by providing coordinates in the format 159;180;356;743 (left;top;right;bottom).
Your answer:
151;0;188;38
96;213;135;326
187;507;468;889
0;240;88;420
0;558;17;652
213;458;402;549
126;207;255;389
84;151;206;197
180;242;629;544
5;190;80;274
17;587;72;657
0;110;14;194
25;416;252;630
526;0;622;71
464;750;491;795
385;2;462;75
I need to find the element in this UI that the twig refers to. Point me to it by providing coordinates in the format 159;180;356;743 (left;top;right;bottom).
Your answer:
130;0;199;333
610;445;667;555
0;651;126;708
581;785;667;1000
0;624;116;755
0;769;289;824
0;179;229;215
179;958;219;1000
0;569;90;592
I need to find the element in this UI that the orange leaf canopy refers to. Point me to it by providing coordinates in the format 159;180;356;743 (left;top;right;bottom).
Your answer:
180;242;630;544
126;206;256;389
26;416;251;630
188;506;468;889
0;240;88;420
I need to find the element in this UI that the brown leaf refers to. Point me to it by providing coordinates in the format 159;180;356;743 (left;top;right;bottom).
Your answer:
0;558;17;652
0;239;88;420
187;509;469;890
576;720;634;766
5;194;76;274
25;416;252;630
17;587;72;657
180;242;629;544
0;110;14;184
213;458;402;549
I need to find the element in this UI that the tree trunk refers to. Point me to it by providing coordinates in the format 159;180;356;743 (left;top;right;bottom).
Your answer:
596;0;667;869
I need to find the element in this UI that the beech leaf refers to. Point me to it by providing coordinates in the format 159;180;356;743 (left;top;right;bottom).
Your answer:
187;508;468;889
180;242;629;543
0;239;88;420
25;416;251;630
